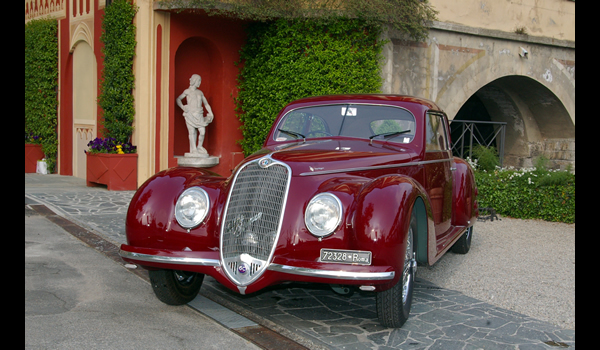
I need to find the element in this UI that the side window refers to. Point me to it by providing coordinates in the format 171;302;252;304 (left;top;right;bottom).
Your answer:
425;113;450;151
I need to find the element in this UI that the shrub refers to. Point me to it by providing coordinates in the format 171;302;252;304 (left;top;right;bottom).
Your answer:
235;18;385;155
98;0;138;144
471;150;575;223
25;18;58;172
471;145;499;172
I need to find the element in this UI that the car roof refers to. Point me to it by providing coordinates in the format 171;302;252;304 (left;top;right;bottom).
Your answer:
285;94;443;113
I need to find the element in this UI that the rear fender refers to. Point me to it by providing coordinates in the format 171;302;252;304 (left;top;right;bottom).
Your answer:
451;157;479;226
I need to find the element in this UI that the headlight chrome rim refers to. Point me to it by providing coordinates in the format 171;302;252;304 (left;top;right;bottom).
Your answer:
305;193;343;237
175;187;210;229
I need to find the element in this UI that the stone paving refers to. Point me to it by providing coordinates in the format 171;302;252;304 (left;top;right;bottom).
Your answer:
25;174;575;349
202;277;574;349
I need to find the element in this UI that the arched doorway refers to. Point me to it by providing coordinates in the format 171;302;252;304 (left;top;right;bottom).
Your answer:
452;75;574;171
72;41;97;178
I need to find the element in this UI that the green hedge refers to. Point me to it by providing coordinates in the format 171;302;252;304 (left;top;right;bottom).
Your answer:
25;18;58;172
474;166;575;223
98;0;138;144
235;18;385;155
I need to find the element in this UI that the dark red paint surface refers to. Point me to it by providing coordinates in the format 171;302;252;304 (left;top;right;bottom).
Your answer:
122;95;478;295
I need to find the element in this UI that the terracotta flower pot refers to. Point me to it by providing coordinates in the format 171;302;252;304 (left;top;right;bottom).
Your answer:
86;152;138;191
25;144;45;173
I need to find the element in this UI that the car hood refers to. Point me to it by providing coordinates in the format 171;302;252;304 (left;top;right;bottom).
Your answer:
258;139;420;176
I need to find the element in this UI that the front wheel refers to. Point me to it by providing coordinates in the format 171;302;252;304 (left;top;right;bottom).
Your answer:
376;214;417;328
149;269;204;305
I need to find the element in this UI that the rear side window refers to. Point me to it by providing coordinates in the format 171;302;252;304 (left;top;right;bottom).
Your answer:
425;112;450;151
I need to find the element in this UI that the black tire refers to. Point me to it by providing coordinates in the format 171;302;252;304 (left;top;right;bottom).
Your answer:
451;226;473;254
149;269;204;305
376;214;417;328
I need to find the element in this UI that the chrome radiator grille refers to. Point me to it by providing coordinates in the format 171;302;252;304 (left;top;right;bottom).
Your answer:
220;156;291;287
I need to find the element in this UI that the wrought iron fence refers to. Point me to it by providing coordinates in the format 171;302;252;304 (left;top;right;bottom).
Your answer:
450;120;507;167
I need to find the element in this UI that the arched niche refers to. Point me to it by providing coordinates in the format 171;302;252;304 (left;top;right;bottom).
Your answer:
173;37;223;158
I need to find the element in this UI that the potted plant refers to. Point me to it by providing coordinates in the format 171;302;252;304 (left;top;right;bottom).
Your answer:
25;133;45;173
85;137;137;190
86;0;138;190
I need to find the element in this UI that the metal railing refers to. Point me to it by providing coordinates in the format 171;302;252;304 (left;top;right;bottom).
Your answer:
450;120;507;166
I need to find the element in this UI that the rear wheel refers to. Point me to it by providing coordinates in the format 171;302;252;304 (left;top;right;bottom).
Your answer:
451;226;473;254
149;269;204;305
376;213;417;328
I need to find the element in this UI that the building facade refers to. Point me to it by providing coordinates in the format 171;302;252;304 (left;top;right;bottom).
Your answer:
25;0;575;187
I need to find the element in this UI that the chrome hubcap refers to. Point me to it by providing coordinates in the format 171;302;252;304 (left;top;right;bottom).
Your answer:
402;229;415;304
174;270;195;286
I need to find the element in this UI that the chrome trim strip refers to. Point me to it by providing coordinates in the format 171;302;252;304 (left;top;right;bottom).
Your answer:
267;263;395;280
299;158;452;176
119;250;220;267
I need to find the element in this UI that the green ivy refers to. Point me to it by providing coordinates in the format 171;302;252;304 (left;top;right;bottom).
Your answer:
236;18;385;155
25;18;58;173
98;0;138;145
159;0;437;42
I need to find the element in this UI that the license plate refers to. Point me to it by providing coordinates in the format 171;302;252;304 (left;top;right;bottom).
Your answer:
320;249;372;265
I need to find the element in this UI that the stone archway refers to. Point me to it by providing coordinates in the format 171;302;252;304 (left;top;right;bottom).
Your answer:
453;75;574;170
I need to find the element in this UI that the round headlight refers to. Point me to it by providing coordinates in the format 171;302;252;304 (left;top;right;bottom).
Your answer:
175;187;210;229
305;193;343;237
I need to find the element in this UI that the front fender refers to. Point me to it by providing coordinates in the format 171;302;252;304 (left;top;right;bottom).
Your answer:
352;174;429;289
125;167;226;252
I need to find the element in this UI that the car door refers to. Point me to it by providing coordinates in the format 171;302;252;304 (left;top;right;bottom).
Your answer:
423;112;454;248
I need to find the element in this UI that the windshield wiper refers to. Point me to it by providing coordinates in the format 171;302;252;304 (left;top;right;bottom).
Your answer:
278;128;306;142
369;130;411;144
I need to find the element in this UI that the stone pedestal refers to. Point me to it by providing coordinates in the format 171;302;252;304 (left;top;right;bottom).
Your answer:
176;153;219;168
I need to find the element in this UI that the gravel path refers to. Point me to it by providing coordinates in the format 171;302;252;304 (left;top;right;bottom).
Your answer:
417;216;575;330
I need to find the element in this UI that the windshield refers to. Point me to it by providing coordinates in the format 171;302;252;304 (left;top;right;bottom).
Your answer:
274;104;416;144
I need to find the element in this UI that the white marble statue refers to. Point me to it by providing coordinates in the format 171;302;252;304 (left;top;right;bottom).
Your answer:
176;74;214;155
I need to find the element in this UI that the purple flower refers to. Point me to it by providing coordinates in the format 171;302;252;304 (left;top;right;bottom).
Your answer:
85;137;137;154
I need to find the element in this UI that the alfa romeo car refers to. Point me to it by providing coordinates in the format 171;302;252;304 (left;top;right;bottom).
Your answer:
120;94;478;328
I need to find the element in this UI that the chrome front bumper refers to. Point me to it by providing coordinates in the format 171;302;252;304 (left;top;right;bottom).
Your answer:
119;250;220;267
119;248;395;281
267;263;394;280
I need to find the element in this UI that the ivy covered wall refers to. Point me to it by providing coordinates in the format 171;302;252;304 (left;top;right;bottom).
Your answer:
235;19;386;155
98;0;138;145
25;18;58;172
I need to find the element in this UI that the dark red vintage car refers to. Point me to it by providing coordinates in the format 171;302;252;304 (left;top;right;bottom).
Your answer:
120;94;478;328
